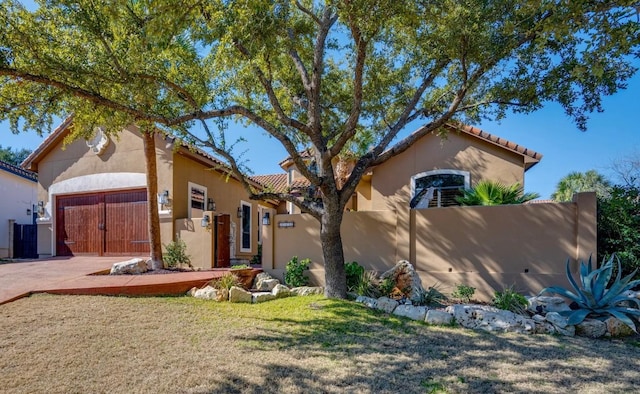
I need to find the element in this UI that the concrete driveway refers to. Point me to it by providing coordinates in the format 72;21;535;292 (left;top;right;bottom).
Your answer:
0;256;222;305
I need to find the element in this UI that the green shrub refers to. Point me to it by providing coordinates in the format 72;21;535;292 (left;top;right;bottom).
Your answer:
230;264;250;269
163;239;192;269
492;286;528;315
452;284;475;302
345;261;365;292
354;270;381;298
412;283;446;306
250;244;262;265
284;256;311;287
212;272;241;290
378;277;396;297
539;255;640;332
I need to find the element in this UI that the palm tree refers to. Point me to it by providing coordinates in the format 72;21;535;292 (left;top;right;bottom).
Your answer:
456;180;540;206
551;170;611;202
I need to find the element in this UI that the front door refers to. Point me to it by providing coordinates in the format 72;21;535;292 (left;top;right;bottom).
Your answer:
214;214;230;268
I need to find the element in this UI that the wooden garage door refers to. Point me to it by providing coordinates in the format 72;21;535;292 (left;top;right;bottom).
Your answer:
56;190;149;256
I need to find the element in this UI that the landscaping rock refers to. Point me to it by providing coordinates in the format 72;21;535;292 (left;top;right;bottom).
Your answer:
192;285;219;300
527;296;571;314
229;286;252;303
604;317;636;337
252;292;276;303
393;305;427;321
555;325;576;337
216;288;229;302
534;321;557;335
375;297;399;314
425;310;453;326
380;260;425;301
255;278;280;292
252;272;274;289
290;286;324;296
355;296;378;309
576;319;607;339
271;284;291;299
110;258;148;275
446;304;535;334
545;312;570;329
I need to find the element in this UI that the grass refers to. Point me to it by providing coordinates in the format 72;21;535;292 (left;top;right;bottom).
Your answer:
1;294;639;393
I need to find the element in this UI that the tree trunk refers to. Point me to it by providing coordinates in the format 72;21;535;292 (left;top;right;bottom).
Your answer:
321;205;347;298
142;130;164;270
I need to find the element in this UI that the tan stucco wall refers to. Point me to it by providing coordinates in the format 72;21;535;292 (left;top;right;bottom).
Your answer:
175;216;214;270
172;152;270;262
264;193;597;300
368;131;526;211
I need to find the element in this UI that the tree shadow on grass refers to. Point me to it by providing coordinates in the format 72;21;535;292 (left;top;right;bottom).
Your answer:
192;300;640;393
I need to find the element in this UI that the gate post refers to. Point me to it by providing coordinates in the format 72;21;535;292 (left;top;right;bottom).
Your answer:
8;219;15;259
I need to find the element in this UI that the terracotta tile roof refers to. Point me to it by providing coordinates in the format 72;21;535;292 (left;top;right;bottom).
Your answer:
0;160;37;182
444;123;542;169
278;147;314;168
252;174;288;193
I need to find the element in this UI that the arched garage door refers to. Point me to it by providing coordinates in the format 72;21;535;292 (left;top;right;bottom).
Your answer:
56;189;149;256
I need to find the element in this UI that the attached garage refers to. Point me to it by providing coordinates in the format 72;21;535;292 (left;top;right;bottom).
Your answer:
56;189;149;256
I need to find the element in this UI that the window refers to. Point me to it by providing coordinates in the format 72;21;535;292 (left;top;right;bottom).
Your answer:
240;200;252;252
410;170;470;208
188;182;207;219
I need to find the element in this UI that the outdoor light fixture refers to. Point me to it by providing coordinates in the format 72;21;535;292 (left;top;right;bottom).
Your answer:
36;201;45;217
207;198;216;211
26;208;32;216
158;190;169;205
201;214;210;228
237;207;243;218
262;212;271;226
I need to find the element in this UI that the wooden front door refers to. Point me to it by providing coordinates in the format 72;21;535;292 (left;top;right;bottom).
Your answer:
56;190;149;256
214;214;230;268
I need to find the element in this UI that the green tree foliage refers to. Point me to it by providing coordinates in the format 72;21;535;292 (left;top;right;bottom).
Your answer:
551;170;611;202
456;180;539;206
2;1;640;298
598;185;640;278
0;145;31;166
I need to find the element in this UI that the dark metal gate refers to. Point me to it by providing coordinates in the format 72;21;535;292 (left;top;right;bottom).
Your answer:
13;223;38;259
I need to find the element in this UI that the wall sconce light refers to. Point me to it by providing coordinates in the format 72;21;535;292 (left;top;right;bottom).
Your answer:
201;214;210;228
262;212;271;226
207;198;216;211
237;207;243;218
158;190;169;205
27;208;32;216
36;201;45;217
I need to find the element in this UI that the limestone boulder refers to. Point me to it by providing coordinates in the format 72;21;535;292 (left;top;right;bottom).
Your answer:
446;304;535;334
605;317;636;337
393;305;428;321
256;278;280;292
110;258;148;275
380;260;425;301
534;321;557;335
192;285;219;300
271;284;291;299
375;297;399;314
229;286;252;303
425;310;454;326
527;296;571;314
252;292;276;303
355;296;378;309
576;319;607;338
290;286;324;296
216;288;229;302
545;312;570;329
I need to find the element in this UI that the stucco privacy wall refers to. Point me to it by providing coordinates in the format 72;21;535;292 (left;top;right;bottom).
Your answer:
34;127;174;256
263;192;597;300
367;130;527;211
0;169;37;258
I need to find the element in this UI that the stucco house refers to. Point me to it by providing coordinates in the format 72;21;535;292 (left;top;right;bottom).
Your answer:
0;160;38;258
22;117;275;269
255;122;542;213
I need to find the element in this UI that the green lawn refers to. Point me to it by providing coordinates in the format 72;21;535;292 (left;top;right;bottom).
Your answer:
1;294;638;393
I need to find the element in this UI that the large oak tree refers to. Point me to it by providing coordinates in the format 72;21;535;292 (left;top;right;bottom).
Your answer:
2;0;639;298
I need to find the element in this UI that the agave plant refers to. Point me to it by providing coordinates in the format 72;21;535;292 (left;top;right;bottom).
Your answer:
539;255;640;332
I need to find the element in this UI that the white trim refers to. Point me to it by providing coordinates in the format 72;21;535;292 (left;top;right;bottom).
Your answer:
239;200;252;253
410;169;470;199
187;182;207;219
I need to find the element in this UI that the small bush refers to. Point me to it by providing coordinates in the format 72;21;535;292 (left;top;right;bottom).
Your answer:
354;270;381;298
212;272;241;290
163;239;192;269
345;261;365;292
452;284;475;302
378;277;396;297
285;256;311;287
230;264;250;270
492;286;528;315
412;283;447;306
